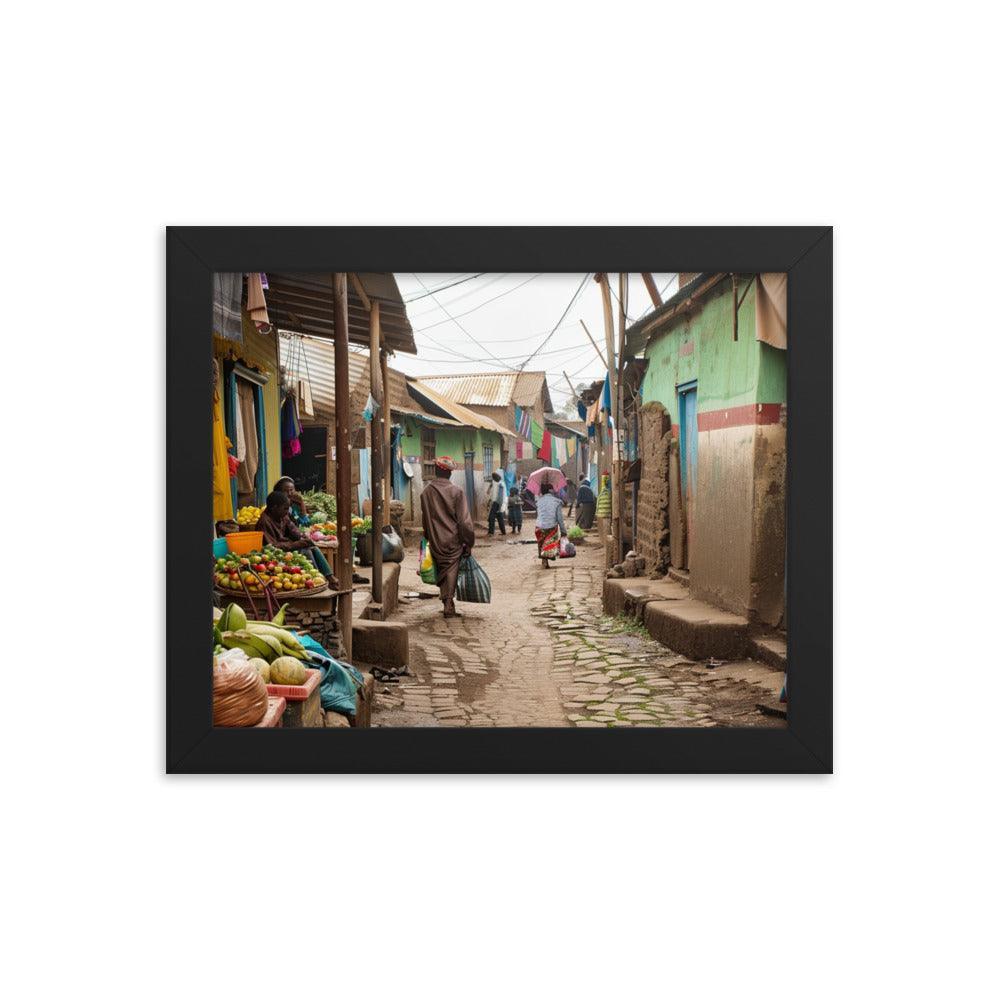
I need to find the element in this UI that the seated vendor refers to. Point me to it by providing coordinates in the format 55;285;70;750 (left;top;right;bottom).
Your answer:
274;476;311;526
255;490;337;590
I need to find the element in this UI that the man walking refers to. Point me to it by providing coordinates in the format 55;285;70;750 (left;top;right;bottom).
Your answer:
420;456;476;618
486;470;507;536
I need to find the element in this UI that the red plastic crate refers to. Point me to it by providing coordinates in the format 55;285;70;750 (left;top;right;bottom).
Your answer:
266;667;321;702
255;696;286;727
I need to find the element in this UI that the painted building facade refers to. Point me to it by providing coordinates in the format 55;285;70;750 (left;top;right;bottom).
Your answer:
637;277;786;625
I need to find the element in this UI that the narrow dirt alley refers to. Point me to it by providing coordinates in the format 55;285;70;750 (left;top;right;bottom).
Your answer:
373;530;784;728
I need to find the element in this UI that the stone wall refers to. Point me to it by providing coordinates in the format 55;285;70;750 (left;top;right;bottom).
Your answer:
636;402;672;574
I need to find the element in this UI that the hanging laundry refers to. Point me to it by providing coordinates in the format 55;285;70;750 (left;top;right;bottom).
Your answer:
246;273;271;331
212;273;243;342
212;365;234;522
539;430;552;463
233;382;247;462
515;405;532;438
236;380;259;494
531;420;544;450
281;391;302;460
515;439;523;460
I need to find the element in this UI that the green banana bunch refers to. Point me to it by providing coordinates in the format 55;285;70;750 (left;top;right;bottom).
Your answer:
221;629;283;662
245;622;306;658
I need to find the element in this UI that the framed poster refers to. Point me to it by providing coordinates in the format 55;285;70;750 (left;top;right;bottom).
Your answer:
167;226;831;773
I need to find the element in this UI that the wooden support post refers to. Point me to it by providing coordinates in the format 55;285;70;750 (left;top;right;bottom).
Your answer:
579;319;607;367
616;272;628;561
380;345;391;512
563;371;579;403
332;272;353;660
597;273;620;567
369;301;384;606
641;272;663;309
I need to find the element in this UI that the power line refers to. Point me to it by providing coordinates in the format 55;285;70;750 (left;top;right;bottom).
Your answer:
518;272;592;371
403;273;484;302
413;274;542;331
410;273;518;371
407;272;511;317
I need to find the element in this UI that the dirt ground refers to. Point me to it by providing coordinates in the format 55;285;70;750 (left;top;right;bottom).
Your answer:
373;526;785;728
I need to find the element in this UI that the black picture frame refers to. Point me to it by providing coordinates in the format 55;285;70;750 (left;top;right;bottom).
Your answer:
167;226;832;774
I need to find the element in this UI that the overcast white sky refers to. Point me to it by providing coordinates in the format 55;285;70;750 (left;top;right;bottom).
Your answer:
390;273;677;414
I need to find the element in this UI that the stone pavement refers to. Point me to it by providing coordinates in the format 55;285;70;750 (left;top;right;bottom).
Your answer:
372;529;784;728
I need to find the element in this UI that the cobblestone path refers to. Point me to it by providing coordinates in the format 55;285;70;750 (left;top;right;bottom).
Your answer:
372;531;782;728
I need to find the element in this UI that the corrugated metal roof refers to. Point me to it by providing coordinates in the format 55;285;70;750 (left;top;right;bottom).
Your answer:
413;370;550;411
267;272;417;354
406;380;514;437
280;333;427;428
512;371;552;410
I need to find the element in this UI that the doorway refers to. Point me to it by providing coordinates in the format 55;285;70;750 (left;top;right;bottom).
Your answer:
677;380;698;568
464;452;476;517
281;425;328;493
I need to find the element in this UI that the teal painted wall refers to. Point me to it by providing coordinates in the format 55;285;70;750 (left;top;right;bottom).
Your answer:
641;281;786;415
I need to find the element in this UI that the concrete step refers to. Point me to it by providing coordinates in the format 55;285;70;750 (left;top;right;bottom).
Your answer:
643;599;750;661
603;576;688;616
750;635;787;670
352;619;409;672
667;566;691;587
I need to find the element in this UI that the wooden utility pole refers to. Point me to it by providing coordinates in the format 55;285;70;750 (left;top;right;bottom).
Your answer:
331;272;352;659
616;272;628;562
563;371;579;403
380;346;391;512
579;319;607;367
596;273;620;566
641;273;663;309
369;300;383;605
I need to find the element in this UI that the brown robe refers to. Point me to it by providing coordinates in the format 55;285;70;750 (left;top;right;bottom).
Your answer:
420;477;475;603
254;510;305;551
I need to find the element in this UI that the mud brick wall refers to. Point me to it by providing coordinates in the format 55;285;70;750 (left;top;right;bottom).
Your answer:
282;605;345;659
636;402;672;573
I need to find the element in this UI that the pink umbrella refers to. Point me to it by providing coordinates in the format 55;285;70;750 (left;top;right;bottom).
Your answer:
526;466;567;495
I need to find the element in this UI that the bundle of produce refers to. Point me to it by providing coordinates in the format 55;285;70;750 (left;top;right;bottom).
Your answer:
568;525;585;542
307;521;339;543
236;505;264;526
213;545;325;594
301;489;337;521
217;605;311;665
351;515;372;537
213;649;269;726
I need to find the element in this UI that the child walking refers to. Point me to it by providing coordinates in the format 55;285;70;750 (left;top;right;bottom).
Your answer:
507;487;523;534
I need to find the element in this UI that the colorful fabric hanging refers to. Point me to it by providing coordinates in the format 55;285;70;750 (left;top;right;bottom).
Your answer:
213;382;234;521
531;420;544;449
515;439;523;460
515;405;532;438
212;273;243;342
539;430;552;462
246;272;271;331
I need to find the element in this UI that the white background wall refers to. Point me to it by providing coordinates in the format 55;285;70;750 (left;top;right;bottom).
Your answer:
2;4;996;999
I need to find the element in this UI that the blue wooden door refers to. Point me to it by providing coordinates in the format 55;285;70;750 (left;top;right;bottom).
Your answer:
677;381;697;566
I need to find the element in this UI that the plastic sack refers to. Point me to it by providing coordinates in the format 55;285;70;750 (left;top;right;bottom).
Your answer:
456;554;491;604
381;526;404;563
213;653;268;726
559;537;576;558
419;538;437;584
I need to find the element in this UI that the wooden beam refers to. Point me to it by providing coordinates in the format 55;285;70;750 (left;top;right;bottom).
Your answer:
579;319;607;367
381;346;391;511
641;273;663;308
349;273;371;311
332;272;353;659
615;272;628;562
369;301;383;605
563;371;579;403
